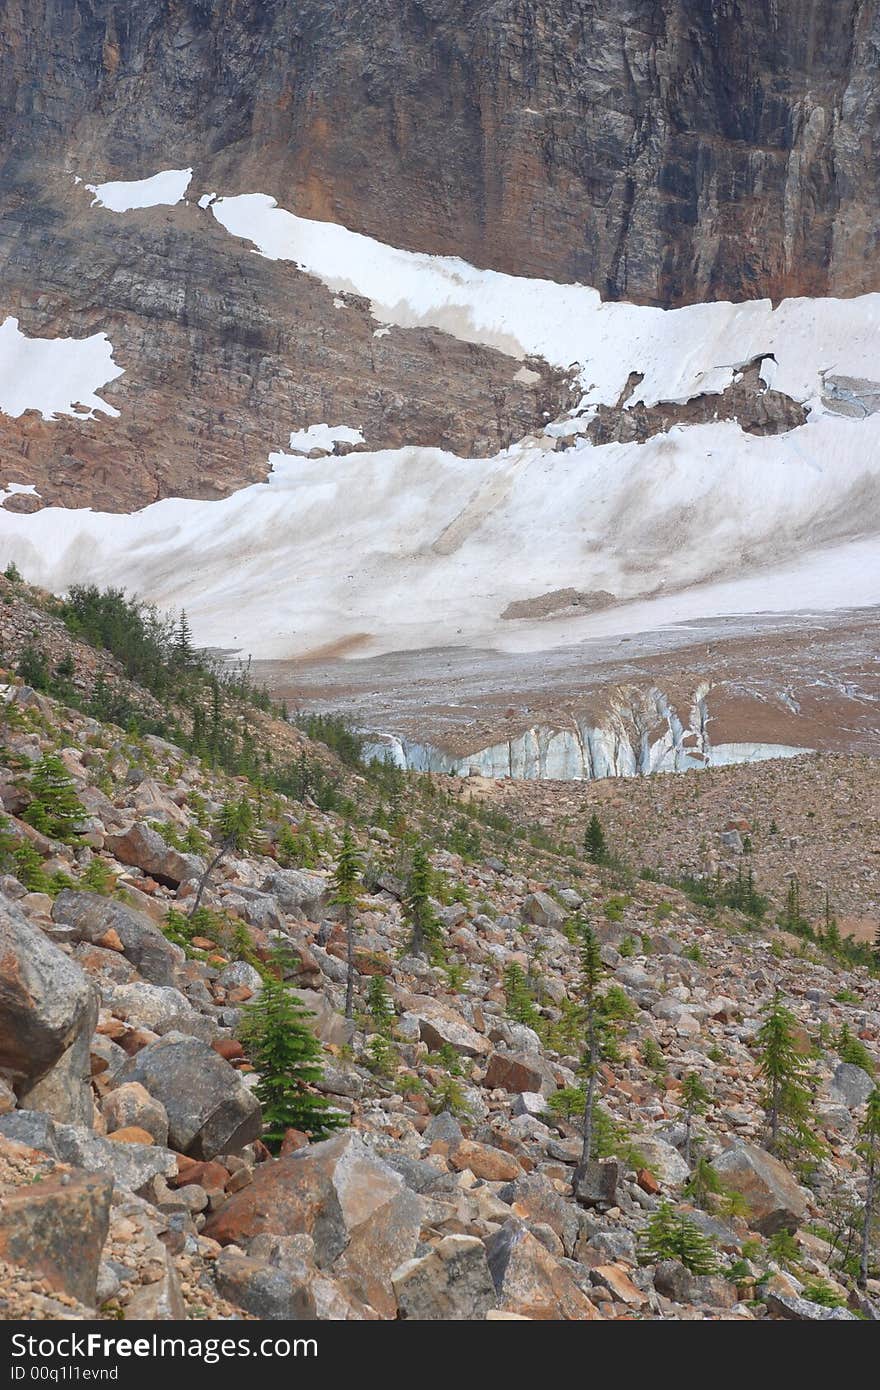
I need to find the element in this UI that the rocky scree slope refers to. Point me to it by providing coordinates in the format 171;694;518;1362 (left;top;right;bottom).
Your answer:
0;608;877;1318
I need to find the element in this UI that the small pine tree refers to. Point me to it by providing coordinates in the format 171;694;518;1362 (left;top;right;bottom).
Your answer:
13;839;51;893
639;1200;718;1274
242;945;346;1149
405;845;440;958
23;754;85;841
577;918;605;1169
333;827;362;1019
837;1023;876;1078
858;1086;880;1289
681;1072;712;1167
503;962;540;1027
584;812;608;864
367;973;394;1037
175;610;195;667
756;989;819;1158
188;794;256;918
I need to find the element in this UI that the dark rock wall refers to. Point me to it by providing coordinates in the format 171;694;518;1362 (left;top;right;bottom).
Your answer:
3;1;880;305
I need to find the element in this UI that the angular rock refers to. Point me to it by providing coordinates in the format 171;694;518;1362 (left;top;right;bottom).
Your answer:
260;869;330;919
713;1142;807;1235
393;1235;497;1319
591;1263;649;1307
117;1034;262;1159
521;892;566;929
214;1249;316;1320
653;1260;738;1309
449;1139;521;1182
403;996;489;1057
498;1173;581;1256
486;1219;601;1320
827;1062;875;1109
102;1083;169;1146
0;1167;112;1307
105;824;204;887
0;891;98;1122
106;982;194;1033
573;1160;619;1211
764;1288;856;1320
483;1050;556;1096
52;890;182;987
635;1137;690;1188
205;1131;423;1318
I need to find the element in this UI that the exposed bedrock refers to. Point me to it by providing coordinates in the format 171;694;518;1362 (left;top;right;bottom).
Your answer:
4;1;880;306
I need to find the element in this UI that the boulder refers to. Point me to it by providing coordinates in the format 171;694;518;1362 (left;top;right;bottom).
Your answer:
483;1050;556;1096
653;1260;738;1309
764;1288;856;1320
498;1173;581;1256
521;892;566;929
635;1137;690;1187
106;982;195;1033
712;1142;807;1234
204;1131;423;1318
117;1034;262;1159
485;1219;601;1320
402;996;489;1057
0;1166;112;1307
573;1160;619;1211
52;890;182;987
0;891;98;1122
392;1235;497;1320
101;1082;169;1146
105;824;204;887
214;1249;316;1320
827;1062;875;1109
0;1113;177;1193
449;1139;522;1182
243;1233;373;1320
591;1263;649;1307
260;870;330;919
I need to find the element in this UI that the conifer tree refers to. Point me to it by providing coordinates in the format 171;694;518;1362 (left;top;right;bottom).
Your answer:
367;973;394;1036
639;1200;718;1274
333;826;362;1019
681;1071;712;1166
858;1087;880;1289
756;989;818;1157
188;794;256;918
175;610;195;667
577;919;605;1169
242;945;346;1149
503;961;540;1027
405;845;440;958
584;812;608;864
23;754;85;841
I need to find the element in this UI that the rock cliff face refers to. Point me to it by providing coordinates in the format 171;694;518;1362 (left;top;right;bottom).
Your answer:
3;0;880;306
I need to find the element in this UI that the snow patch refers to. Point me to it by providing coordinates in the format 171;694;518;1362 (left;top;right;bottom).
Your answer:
209;191;880;413
0;318;123;420
86;168;193;212
285;424;365;456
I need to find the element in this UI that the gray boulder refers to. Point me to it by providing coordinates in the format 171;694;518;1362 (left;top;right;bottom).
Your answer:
260;869;330;919
117;1033;262;1158
713;1141;807;1234
0;892;98;1122
53;890;183;986
521;892;566;929
392;1235;496;1319
827;1062;875;1109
